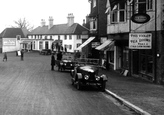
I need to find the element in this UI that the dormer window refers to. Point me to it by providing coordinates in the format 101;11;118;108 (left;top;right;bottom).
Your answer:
93;0;96;8
16;35;21;40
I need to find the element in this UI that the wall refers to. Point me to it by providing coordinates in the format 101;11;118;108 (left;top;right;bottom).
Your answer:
2;38;21;52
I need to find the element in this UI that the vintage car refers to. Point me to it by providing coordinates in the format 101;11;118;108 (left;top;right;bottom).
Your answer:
57;59;76;71
70;64;108;91
40;49;52;55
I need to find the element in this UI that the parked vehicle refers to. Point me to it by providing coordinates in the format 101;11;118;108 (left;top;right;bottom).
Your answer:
40;49;52;55
70;64;108;91
57;59;76;71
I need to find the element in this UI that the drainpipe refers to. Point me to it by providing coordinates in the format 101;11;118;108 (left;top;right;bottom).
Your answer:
153;0;157;83
128;2;132;76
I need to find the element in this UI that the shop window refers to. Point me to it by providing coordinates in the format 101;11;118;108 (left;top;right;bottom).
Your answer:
109;51;114;63
122;48;129;69
140;49;153;75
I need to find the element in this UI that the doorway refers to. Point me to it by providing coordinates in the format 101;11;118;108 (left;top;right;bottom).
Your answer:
132;50;139;75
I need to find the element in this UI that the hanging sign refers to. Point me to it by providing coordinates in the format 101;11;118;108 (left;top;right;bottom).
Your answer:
131;13;150;24
129;33;152;49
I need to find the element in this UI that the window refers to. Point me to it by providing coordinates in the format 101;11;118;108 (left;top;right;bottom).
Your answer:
111;3;126;23
69;45;72;49
69;35;72;40
16;35;21;40
33;41;35;49
147;0;153;10
77;35;81;40
90;18;97;30
134;0;146;13
140;49;153;74
76;43;81;48
93;0;96;8
58;35;60;40
50;36;52;39
39;41;43;50
64;35;67;40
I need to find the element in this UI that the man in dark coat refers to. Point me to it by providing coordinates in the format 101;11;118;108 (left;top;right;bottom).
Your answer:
51;53;55;70
57;52;62;61
21;50;24;61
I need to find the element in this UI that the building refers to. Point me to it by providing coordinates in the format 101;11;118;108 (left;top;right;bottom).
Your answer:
77;0;107;59
27;14;89;53
106;0;164;83
0;28;26;53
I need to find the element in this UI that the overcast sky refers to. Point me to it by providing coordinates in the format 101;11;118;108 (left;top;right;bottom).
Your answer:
0;0;90;32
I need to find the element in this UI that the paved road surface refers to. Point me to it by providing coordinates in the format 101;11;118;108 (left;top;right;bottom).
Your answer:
0;52;130;115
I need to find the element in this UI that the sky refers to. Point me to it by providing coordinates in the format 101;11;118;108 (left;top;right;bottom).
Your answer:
0;0;90;32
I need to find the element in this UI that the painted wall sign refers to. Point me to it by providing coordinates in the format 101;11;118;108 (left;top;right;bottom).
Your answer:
3;38;16;46
129;33;152;49
131;13;150;24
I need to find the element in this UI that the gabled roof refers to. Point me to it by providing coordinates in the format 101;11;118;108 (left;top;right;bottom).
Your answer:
0;28;25;38
29;23;89;35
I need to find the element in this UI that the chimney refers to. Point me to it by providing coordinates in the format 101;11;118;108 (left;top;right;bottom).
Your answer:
82;19;85;26
48;16;54;29
67;13;74;26
41;19;46;27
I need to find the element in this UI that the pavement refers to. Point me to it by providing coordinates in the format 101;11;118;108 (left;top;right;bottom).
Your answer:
100;69;164;115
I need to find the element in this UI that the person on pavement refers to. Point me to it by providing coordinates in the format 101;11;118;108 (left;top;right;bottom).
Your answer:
51;53;55;70
21;50;24;61
3;52;7;61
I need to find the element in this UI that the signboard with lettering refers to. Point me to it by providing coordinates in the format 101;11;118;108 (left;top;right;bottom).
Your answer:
131;13;150;24
129;33;152;49
92;42;100;48
3;38;16;46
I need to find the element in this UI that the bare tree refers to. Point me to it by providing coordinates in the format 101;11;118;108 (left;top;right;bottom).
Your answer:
13;18;34;31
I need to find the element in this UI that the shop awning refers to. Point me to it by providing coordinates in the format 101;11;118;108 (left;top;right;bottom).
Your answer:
20;41;32;44
95;40;114;51
76;37;95;50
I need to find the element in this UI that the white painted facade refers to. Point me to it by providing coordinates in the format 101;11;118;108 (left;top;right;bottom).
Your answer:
28;34;88;53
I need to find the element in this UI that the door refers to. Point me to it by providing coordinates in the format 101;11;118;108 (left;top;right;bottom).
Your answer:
132;50;139;74
45;41;49;49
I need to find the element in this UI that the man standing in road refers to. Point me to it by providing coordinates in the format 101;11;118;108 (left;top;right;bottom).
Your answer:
51;53;55;70
21;50;24;61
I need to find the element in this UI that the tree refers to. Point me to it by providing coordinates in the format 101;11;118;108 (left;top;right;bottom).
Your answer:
13;18;34;32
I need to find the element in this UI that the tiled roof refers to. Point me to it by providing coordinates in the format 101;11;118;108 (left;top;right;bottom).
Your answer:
29;23;89;35
0;28;25;38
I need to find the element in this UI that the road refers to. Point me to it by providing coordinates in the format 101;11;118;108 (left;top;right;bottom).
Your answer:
0;52;130;115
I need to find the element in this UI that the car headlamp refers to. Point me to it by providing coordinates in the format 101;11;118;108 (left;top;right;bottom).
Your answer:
95;75;100;81
60;62;63;65
84;75;89;80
